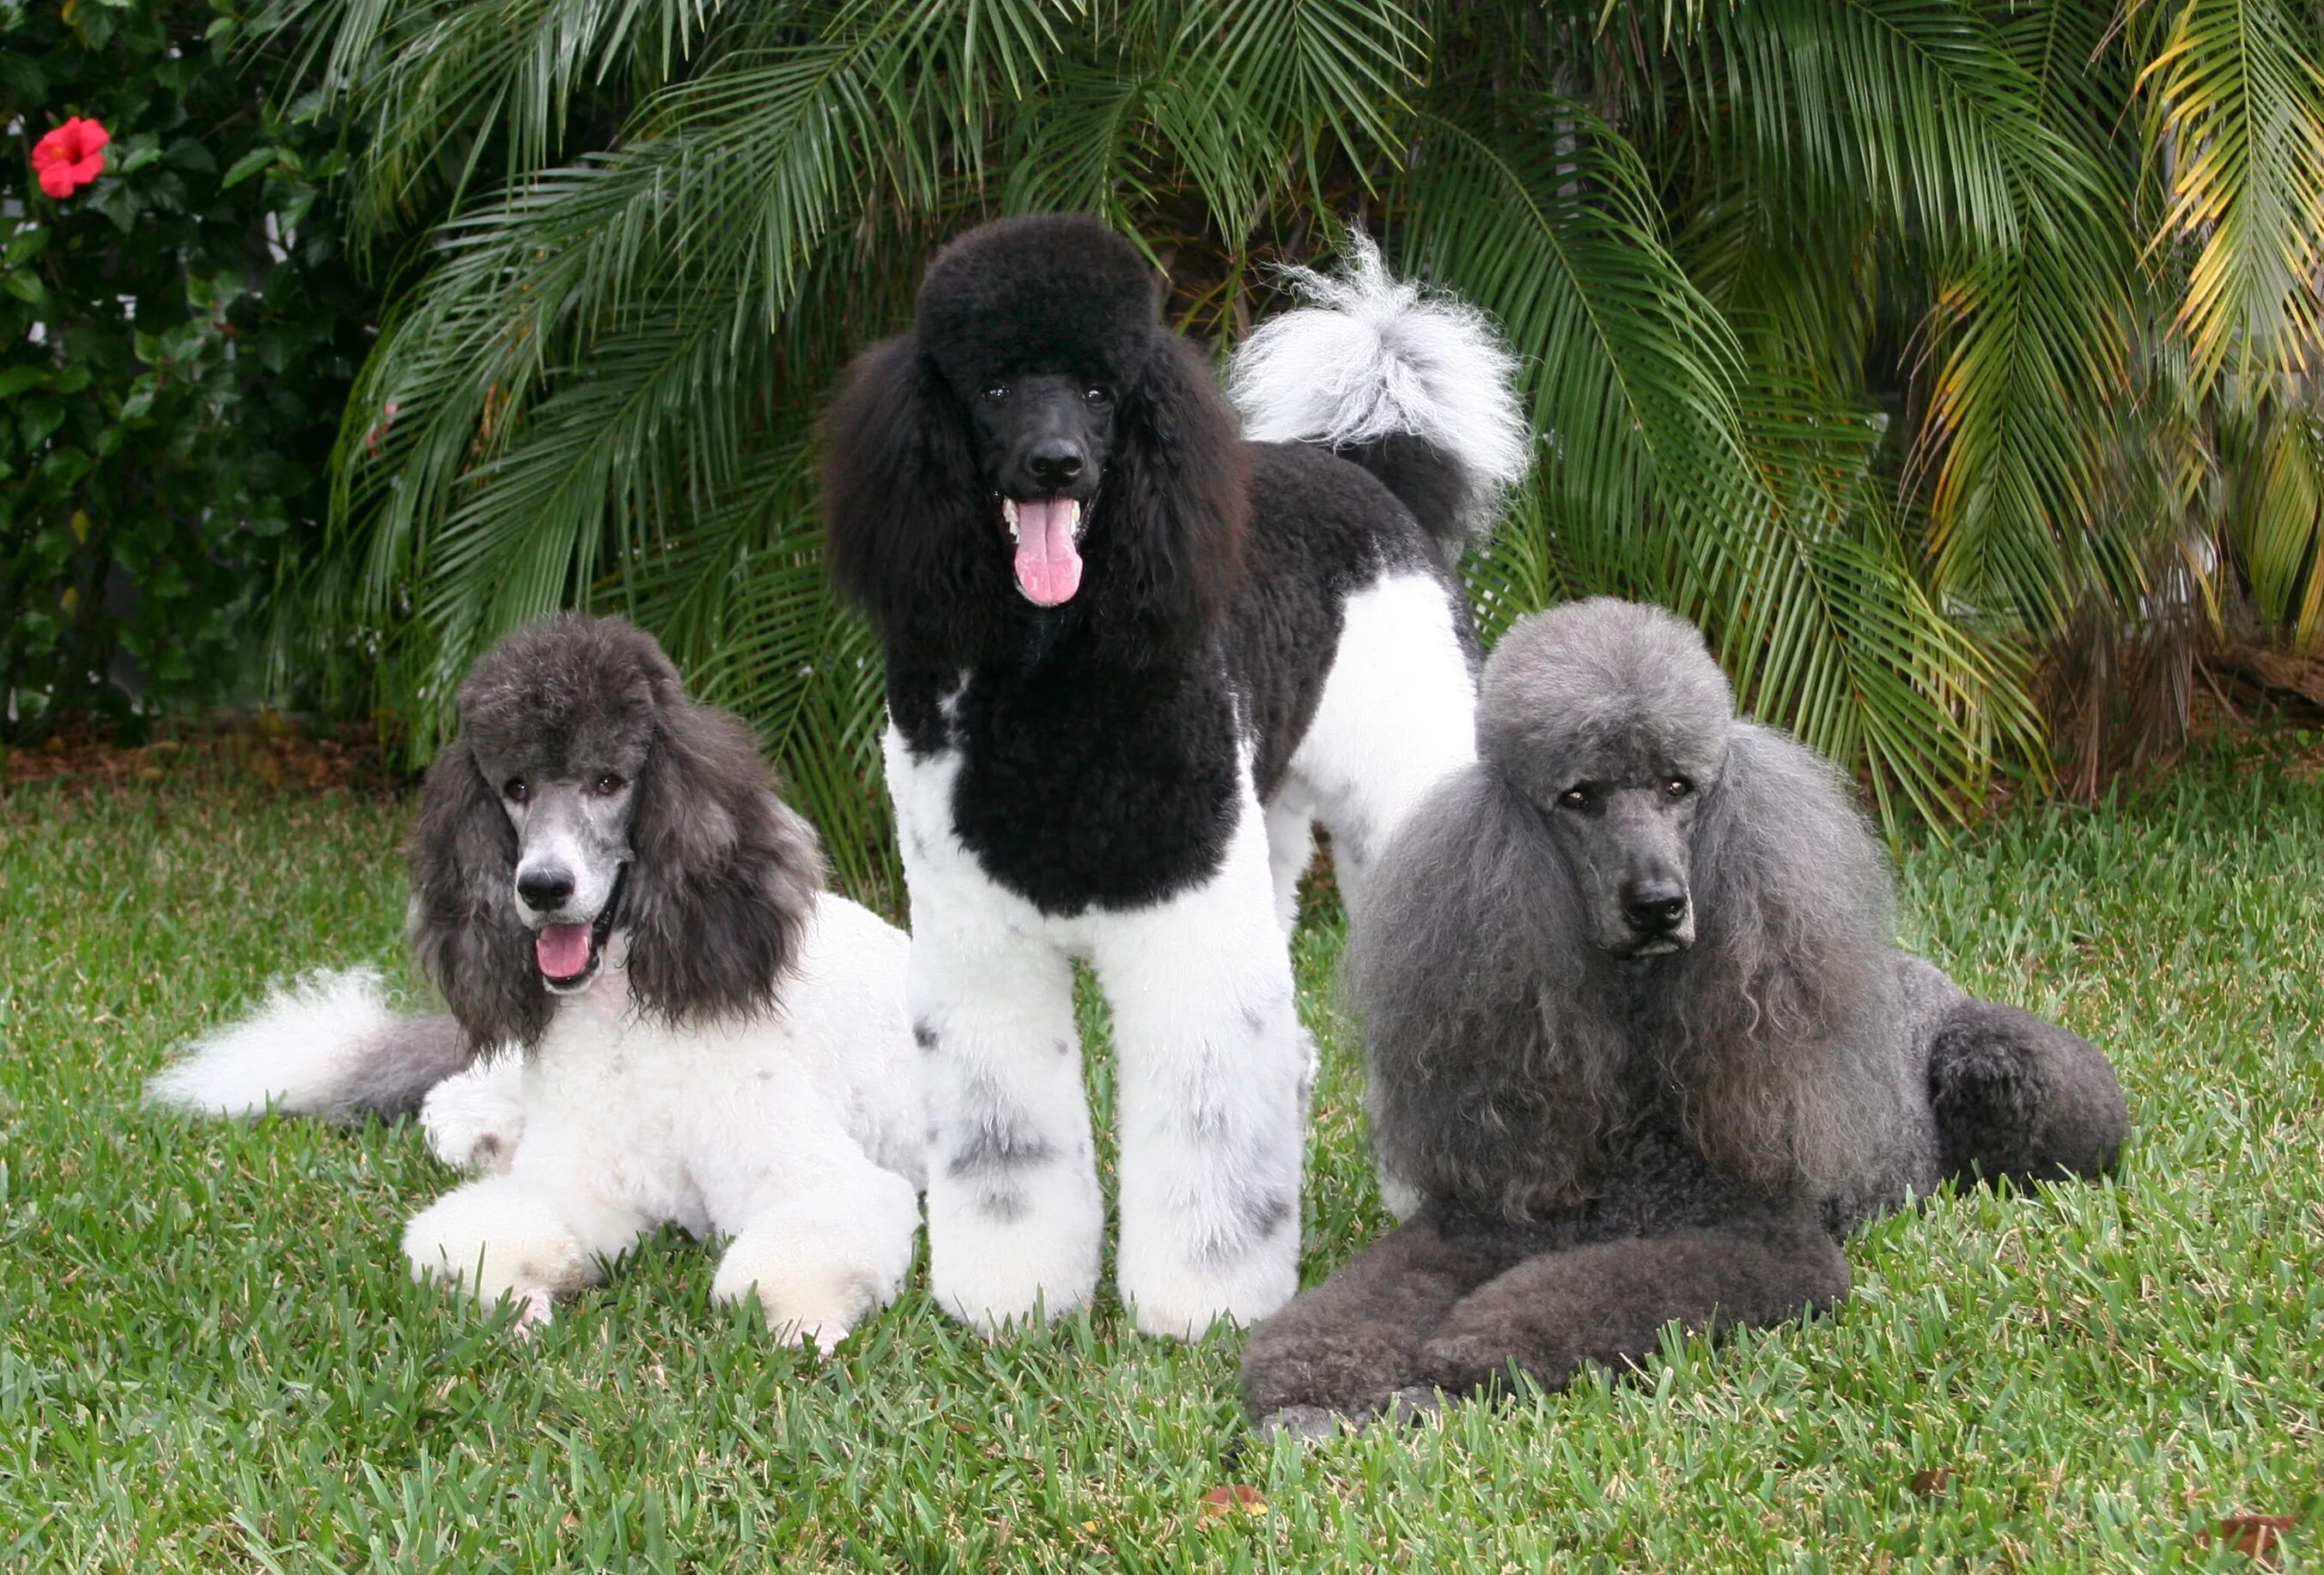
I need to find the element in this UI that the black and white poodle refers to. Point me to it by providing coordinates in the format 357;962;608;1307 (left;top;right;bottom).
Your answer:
821;215;1529;1339
1240;599;2132;1432
151;616;925;1347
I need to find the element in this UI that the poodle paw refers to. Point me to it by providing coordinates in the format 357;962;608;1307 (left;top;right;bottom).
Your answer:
777;1317;849;1356
1382;1384;1446;1425
508;1286;556;1336
421;1060;526;1176
1250;1406;1348;1444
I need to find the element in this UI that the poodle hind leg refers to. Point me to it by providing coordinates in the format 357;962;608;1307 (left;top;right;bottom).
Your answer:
1414;1207;1850;1402
420;1052;526;1176
1280;572;1479;922
1240;1217;1522;1429
1926;998;2130;1188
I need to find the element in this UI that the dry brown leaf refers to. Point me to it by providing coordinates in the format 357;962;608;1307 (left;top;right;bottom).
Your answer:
1909;1468;1954;1499
1196;1486;1268;1527
2201;1514;2301;1566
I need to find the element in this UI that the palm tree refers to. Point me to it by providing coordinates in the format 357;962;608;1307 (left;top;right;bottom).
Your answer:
282;0;2324;902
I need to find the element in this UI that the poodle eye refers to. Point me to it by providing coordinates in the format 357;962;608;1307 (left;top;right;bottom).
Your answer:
1665;777;1693;800
1081;385;1110;404
503;778;529;803
593;773;626;797
982;384;1010;403
1557;784;1596;812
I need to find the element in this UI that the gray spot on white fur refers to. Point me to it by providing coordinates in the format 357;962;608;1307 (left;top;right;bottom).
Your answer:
1201;1184;1293;1264
946;1116;1056;1180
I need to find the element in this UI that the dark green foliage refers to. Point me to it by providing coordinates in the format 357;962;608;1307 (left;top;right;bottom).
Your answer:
271;0;2324;903
0;0;378;738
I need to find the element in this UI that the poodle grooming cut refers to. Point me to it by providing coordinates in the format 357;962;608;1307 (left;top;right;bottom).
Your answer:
821;215;1527;1339
1241;599;2130;1432
151;617;925;1347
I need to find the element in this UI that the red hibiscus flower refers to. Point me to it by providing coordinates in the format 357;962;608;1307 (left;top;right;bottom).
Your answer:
31;118;110;199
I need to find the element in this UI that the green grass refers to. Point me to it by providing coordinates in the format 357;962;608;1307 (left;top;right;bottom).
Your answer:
3;743;2321;1572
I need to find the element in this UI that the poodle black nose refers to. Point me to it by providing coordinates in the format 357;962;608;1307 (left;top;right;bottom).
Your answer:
1027;441;1085;488
516;867;576;912
1622;880;1688;934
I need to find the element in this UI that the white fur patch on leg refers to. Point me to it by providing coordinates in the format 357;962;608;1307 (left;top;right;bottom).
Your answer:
1262;794;1317;935
888;728;1105;1336
146;969;394;1116
711;1168;921;1350
421;1055;526;1175
402;1177;595;1308
1090;782;1306;1340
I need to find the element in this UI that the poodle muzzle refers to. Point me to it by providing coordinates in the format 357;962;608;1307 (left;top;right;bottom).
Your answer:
532;862;629;994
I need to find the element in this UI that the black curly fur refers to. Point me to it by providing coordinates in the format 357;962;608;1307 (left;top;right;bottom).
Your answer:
1241;599;2131;1427
822;214;1470;916
407;615;823;1050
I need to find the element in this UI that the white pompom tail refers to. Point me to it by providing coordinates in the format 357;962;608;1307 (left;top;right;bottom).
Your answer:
147;969;461;1122
1227;232;1530;543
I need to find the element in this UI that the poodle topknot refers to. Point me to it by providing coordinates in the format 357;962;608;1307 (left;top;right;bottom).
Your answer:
915;214;1164;393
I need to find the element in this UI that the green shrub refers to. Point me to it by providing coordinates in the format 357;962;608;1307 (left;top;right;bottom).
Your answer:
0;0;376;739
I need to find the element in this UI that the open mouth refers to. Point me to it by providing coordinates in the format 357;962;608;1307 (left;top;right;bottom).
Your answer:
533;865;626;994
1625;936;1684;959
1001;496;1085;606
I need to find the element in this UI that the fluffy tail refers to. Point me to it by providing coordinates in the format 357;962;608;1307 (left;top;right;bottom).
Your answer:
1227;231;1530;550
147;969;472;1125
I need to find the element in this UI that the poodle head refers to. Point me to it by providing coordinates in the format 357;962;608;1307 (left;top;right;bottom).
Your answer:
409;614;822;1049
824;213;1247;653
1479;599;1735;958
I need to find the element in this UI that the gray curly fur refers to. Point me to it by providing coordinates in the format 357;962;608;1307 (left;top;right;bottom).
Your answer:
1241;599;2130;1431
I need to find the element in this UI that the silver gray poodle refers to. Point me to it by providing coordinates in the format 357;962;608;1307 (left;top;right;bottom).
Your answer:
1241;598;2130;1434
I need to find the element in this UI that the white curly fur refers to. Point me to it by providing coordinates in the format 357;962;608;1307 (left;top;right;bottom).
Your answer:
1227;231;1531;539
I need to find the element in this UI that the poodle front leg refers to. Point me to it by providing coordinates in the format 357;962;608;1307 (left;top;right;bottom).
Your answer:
1240;1217;1524;1427
712;1167;921;1354
401;1177;612;1330
913;924;1102;1335
1090;830;1311;1340
1414;1207;1850;1401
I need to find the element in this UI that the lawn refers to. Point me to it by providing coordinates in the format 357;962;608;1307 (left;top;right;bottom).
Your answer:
2;739;2320;1572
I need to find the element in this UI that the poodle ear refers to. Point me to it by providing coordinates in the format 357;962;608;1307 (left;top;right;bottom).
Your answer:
1673;723;1901;1194
1092;331;1250;649
621;691;823;1025
408;739;551;1050
821;333;1004;652
1351;767;1620;1220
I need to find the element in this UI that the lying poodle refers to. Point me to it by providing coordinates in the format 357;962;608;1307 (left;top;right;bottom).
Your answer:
1241;599;2130;1432
821;215;1529;1339
150;616;925;1347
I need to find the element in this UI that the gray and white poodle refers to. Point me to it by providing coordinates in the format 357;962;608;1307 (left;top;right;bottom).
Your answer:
1241;599;2130;1434
152;616;925;1347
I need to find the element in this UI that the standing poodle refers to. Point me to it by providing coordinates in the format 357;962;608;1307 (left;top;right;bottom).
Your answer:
1241;599;2130;1432
821;215;1528;1339
151;616;925;1347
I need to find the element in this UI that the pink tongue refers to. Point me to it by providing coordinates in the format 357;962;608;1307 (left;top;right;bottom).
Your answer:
1012;498;1083;605
536;923;592;978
